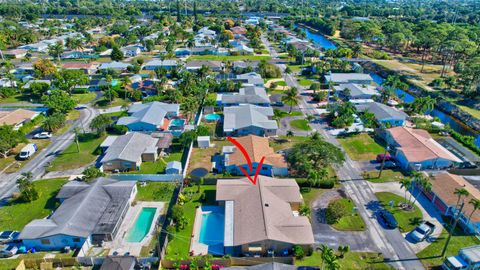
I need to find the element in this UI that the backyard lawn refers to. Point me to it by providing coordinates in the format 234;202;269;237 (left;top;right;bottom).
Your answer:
296;251;393;269
188;55;271;61
48;133;105;171
273;109;303;120
375;192;423;232
363;169;406;183
127;151;183;174
187;139;231;177
0;178;67;231
135;182;176;202
337;134;385;161
165;184;217;259
297;79;313;86
417;227;480;269
269;136;309;151
290;119;311;131
329;198;366;231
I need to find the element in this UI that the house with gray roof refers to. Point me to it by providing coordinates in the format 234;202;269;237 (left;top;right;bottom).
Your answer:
99;61;131;71
334;83;380;100
100;132;159;171
118;102;180;132
223;104;277;136
325;73;374;85
217;176;314;256
185;60;224;72
19;178;137;250
100;256;136;270
355;102;408;127
219;86;270;107
234;72;264;87
143;59;178;70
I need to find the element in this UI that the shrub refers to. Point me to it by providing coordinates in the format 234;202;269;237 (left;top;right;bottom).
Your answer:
293;245;305;259
319;179;335;189
326;199;348;224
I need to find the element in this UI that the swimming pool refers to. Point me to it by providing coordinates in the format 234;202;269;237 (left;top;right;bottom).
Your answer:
126;207;156;243
199;206;224;247
170;119;185;127
204;114;221;121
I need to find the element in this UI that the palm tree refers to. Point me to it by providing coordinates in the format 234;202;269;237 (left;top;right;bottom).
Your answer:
121;76;132;100
286;130;294;137
281;87;300;113
410;172;428;207
306;114;315;122
454;188;470;209
48;41;64;62
468;198;480;225
400;178;412;204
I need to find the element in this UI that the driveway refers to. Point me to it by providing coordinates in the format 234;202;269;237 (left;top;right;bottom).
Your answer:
311;188;380;252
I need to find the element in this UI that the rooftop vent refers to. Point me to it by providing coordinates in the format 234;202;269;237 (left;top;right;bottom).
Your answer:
264;203;269;207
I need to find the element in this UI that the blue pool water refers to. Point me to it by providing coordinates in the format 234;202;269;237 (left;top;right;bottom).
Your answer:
170;119;185;127
127;207;156;243
199;206;224;254
204;114;221;121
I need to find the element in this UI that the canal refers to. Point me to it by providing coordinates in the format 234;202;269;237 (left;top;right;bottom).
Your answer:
298;25;480;147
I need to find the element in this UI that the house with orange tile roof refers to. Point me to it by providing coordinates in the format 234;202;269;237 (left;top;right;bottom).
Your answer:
420;172;480;233
384;127;461;170
0;109;39;130
222;135;288;176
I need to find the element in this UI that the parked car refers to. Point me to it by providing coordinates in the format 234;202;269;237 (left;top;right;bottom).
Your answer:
383;161;397;169
0;231;19;244
33;132;52;139
376;153;394;162
18;143;38;160
442;245;480;270
410;221;435;242
0;245;18;258
377;209;398;229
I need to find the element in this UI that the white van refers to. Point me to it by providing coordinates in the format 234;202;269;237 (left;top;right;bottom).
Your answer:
18;143;38;160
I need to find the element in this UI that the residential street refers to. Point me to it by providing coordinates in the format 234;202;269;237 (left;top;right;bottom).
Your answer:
0;104;98;204
262;35;426;270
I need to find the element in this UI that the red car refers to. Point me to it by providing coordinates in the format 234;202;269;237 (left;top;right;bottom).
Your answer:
376;153;394;162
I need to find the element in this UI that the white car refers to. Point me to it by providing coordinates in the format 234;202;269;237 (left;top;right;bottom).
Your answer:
33;132;52;139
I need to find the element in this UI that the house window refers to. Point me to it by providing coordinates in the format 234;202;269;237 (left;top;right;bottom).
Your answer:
262;166;268;170
73;238;81;243
40;239;51;245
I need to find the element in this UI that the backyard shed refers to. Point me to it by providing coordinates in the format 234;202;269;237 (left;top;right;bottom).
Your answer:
197;136;211;148
166;161;183;174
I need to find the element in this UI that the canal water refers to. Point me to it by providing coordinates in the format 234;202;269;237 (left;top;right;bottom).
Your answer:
298;26;480;147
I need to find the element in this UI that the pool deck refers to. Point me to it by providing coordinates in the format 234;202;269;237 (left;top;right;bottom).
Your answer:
190;207;209;256
104;201;165;257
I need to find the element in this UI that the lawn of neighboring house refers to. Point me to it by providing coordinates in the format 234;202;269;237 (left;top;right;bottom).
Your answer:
290;119;311;131
187;138;231;177
296;251;393;270
329;198;366;231
0;139;51;174
417;227;480;269
375;192;423;233
297;79;313;87
165;184;217;259
126;150;183;175
337;134;385;161
48;133;105;171
72;92;97;104
188;55;272;61
273;109;303;120
0;178;67;231
95;97;129;108
269;136;310;152
0;94;39;104
362;169;406;183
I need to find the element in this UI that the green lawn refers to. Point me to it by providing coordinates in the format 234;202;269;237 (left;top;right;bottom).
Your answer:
48;133;105;171
298;79;313;86
337;134;385;161
330;198;366;231
126;151;183;175
363;169;406;183
95;97;129;108
417;228;480;269
135;182;176;202
269;135;310;151
0;94;38;104
0;178;67;231
375;192;423;232
290;119;311;131
287;64;306;73
101;110;128;118
165;184;217;259
0;139;50;174
188;55;272;61
273;109;303;119
276;81;287;86
296;251;393;269
72;92;96;104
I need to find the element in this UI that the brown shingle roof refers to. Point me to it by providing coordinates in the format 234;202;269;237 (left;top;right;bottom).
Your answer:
430;173;480;222
62;62;99;70
216;176;314;246
0;109;37;126
226;135;287;168
388;127;461;162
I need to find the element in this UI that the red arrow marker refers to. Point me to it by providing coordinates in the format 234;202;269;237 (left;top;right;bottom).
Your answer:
227;136;264;185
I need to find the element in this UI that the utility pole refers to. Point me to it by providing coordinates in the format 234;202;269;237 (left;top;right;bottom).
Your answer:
442;202;465;257
378;145;390;178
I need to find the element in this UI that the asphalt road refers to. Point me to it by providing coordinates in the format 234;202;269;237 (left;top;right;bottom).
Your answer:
0;104;98;204
262;36;425;270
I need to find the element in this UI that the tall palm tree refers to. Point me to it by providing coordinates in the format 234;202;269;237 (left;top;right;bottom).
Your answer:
121;76;132;100
410;173;428;207
454;188;470;209
468;198;480;225
281;87;300;113
400;178;412;204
